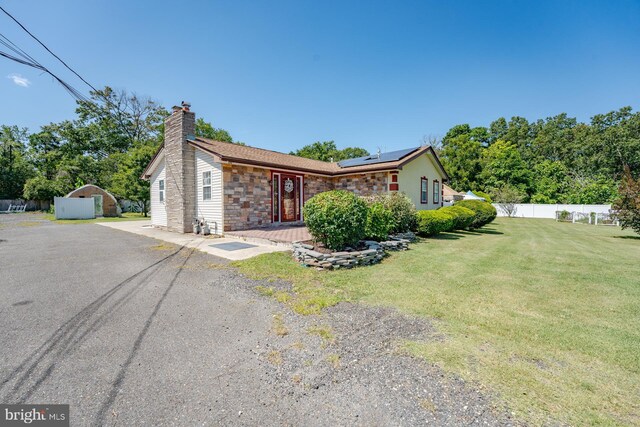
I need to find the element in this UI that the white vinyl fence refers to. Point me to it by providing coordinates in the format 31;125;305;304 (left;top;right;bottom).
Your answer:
54;197;95;219
492;203;612;219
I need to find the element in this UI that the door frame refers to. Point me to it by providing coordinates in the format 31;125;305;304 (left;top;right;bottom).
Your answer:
271;171;304;224
91;194;104;216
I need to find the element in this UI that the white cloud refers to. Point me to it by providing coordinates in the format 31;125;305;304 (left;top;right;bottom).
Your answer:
7;73;31;87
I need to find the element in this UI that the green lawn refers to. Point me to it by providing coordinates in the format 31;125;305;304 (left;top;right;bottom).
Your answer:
234;219;640;426
42;212;150;223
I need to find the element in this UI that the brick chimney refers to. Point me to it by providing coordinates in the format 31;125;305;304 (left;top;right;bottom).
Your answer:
164;103;196;233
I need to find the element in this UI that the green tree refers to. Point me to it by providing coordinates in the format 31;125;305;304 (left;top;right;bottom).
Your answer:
530;160;570;203
195;118;234;143
109;144;157;216
440;132;483;191
480;139;532;196
23;175;63;202
291;141;369;162
0;125;34;199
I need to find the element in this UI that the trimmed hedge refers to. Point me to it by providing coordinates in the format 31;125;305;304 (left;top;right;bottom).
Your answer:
304;190;368;250
440;205;475;230
416;210;455;236
364;201;394;241
365;192;417;234
454;200;497;229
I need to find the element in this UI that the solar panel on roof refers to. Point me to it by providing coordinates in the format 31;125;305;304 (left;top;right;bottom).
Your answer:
337;147;420;168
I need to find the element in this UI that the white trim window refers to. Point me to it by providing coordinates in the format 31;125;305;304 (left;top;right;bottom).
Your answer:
433;180;440;204
159;179;165;203
202;171;212;201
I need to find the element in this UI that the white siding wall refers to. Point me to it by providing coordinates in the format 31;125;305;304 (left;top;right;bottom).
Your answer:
195;149;224;234
150;161;167;227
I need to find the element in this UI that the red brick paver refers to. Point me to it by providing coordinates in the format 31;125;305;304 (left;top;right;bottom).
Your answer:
225;226;311;243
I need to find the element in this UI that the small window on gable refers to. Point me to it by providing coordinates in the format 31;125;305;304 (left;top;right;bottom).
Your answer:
159;179;165;203
420;177;428;204
433;180;440;204
202;171;212;201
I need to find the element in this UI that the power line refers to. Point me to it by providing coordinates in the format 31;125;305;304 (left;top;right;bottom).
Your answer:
0;5;99;94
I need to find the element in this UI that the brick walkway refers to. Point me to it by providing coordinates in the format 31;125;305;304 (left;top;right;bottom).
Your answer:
226;226;312;244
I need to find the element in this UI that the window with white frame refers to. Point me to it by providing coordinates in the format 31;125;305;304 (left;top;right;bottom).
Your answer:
202;171;211;200
433;180;440;204
159;179;165;203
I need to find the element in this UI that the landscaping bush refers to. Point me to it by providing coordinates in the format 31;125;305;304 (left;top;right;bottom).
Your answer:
416;210;455;236
454;200;497;229
473;191;493;203
439;205;475;230
364;201;394;241
366;192;417;233
303;190;368;250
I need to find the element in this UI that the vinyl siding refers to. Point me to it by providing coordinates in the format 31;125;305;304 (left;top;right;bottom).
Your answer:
195;149;224;234
396;153;444;210
150;161;167;226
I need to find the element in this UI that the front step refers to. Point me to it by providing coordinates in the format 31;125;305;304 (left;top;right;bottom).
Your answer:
224;233;294;248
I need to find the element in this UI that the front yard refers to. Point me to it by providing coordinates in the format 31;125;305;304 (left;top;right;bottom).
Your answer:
235;219;640;426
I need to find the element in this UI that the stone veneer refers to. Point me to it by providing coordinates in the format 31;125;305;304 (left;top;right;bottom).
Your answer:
221;167;389;231
332;172;388;196
164;108;196;233
222;164;272;231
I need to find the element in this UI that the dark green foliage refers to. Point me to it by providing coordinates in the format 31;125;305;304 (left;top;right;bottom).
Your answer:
440;107;640;204
366;192;417;233
291;141;369;162
613;166;640;235
440;205;475;230
364;202;394;241
22;175;63;202
454;200;497;229
416;210;455;236
304;190;368;250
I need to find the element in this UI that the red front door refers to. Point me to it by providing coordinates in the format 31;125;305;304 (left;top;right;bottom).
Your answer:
280;175;297;221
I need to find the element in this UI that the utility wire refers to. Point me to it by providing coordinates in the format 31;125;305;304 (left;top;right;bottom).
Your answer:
0;5;99;94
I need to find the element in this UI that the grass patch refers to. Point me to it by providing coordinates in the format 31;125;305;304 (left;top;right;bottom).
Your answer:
307;325;335;346
266;350;283;366
326;353;341;369
234;219;640;426
271;313;289;337
44;212;150;224
149;243;176;251
16;221;43;227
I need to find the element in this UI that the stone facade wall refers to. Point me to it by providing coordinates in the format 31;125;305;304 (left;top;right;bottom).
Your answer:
222;164;272;231
303;175;333;203
332;172;388;196
164;108;196;233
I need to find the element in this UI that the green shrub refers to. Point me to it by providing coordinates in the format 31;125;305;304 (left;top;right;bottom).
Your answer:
454;200;497;229
473;191;493;203
440;205;475;230
416;210;455;236
366;192;417;233
304;190;368;250
364;201;394;241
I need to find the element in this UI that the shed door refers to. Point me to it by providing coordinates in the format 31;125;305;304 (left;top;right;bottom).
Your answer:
92;194;103;216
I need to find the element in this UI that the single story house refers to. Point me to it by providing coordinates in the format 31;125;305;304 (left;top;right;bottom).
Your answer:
65;184;118;217
142;105;450;234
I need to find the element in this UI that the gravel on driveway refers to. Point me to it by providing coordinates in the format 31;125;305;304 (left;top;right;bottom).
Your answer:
0;214;517;426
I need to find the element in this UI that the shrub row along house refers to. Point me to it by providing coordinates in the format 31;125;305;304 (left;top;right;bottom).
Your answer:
142;104;449;234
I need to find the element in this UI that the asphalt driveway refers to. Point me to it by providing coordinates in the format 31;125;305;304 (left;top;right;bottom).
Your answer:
0;214;515;426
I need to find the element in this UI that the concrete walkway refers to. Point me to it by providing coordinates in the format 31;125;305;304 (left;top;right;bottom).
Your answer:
97;220;290;261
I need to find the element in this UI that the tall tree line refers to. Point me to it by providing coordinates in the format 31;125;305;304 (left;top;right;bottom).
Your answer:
439;107;640;204
0;87;239;214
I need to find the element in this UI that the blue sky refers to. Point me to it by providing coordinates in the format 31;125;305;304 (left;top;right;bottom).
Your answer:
1;0;639;154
